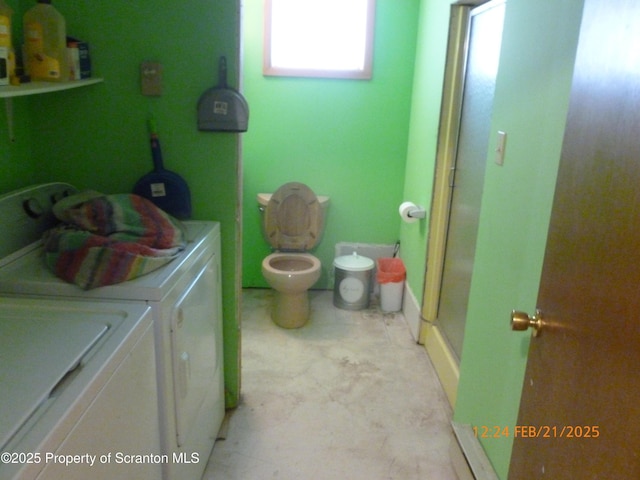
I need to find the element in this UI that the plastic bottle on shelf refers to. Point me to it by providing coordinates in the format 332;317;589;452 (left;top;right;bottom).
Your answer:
23;0;68;82
0;1;11;47
0;0;13;85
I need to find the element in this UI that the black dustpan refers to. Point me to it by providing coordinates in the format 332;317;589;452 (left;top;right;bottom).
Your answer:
133;120;192;219
197;56;249;132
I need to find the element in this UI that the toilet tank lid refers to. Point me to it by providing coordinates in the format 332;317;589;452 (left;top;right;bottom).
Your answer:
258;193;330;207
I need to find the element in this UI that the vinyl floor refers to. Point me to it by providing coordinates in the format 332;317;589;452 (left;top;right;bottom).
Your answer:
202;289;458;480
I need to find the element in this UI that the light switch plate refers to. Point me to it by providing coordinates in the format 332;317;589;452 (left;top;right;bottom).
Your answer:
495;130;507;166
141;61;163;96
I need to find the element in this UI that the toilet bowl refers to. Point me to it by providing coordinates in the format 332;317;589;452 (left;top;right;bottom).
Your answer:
258;182;329;328
262;253;321;328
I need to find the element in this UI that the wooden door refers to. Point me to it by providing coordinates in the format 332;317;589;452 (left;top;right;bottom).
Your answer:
508;0;640;477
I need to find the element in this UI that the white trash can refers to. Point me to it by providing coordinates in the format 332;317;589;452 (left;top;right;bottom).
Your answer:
333;252;374;310
377;258;406;312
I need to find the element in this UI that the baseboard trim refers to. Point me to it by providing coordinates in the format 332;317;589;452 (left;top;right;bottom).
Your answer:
401;282;422;342
451;422;499;480
449;430;475;480
423;323;459;408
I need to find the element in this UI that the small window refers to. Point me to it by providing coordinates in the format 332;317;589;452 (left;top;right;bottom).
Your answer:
263;0;376;80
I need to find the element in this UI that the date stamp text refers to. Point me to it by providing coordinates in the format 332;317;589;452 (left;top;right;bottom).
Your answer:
473;425;600;439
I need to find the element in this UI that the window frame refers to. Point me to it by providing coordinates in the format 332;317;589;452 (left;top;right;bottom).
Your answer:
262;0;376;80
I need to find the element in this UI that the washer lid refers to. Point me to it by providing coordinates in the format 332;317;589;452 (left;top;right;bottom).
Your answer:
0;307;109;450
264;182;323;251
334;252;374;271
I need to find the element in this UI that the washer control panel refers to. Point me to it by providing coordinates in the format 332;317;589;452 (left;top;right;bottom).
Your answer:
0;183;77;261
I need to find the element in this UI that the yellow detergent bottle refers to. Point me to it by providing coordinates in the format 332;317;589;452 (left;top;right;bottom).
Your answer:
24;0;68;82
0;0;13;85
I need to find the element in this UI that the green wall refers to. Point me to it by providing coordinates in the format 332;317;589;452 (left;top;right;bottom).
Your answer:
454;1;583;476
241;0;420;288
400;0;451;295
401;0;584;478
1;0;242;408
0;95;34;191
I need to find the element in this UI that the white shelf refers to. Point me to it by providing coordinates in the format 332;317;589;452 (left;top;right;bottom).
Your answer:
0;78;103;98
0;78;103;141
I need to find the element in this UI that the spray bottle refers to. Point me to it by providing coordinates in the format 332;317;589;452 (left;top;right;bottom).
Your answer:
23;0;68;82
0;0;13;85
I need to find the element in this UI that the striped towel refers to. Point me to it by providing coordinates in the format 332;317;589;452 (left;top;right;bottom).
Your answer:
43;192;186;289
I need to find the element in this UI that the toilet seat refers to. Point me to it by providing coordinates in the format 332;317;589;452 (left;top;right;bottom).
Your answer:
264;182;322;251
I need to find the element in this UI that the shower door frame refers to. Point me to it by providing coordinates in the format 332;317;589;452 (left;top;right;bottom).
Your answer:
420;0;503;405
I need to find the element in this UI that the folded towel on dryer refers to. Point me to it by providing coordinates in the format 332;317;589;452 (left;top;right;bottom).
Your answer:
43;192;186;289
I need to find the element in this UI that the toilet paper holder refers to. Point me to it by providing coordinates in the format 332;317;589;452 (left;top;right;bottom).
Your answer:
406;205;426;218
399;201;426;221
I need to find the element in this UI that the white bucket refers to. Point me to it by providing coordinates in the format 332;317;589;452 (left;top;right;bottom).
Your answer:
380;281;404;312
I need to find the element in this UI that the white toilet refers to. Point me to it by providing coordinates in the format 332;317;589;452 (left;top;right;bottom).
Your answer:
259;182;329;328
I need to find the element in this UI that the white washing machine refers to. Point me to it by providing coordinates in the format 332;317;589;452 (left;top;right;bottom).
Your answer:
0;297;159;480
0;183;225;480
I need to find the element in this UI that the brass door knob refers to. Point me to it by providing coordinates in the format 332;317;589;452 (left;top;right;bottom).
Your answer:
511;309;544;337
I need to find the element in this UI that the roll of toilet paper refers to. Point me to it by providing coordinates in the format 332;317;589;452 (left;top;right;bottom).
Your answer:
399;201;419;223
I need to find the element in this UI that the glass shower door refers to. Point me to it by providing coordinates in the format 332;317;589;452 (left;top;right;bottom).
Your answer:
437;0;505;360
